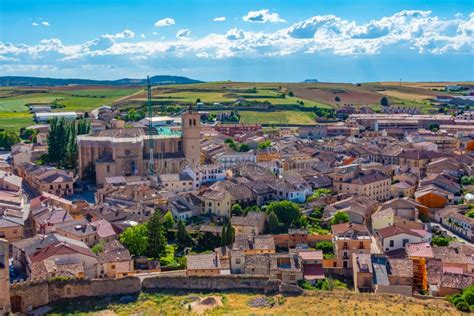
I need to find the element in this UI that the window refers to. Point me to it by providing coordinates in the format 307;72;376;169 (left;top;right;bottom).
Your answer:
389;240;394;247
343;260;348;268
111;264;116;269
236;259;241;264
290;275;295;281
106;165;110;173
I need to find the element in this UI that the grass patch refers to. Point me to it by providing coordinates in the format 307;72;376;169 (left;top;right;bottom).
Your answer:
239;111;316;125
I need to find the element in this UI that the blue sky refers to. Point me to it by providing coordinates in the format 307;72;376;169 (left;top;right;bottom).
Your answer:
0;0;473;82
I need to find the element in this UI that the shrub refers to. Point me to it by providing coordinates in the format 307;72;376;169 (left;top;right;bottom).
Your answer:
454;300;470;312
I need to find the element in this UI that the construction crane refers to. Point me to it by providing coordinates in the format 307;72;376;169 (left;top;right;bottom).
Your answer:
147;76;154;175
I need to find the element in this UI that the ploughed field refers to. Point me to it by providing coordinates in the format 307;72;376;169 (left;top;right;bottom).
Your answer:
47;290;460;315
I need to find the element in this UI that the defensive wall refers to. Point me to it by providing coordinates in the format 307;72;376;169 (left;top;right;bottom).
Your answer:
8;275;302;313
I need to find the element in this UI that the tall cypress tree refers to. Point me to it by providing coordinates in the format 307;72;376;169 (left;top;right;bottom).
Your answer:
176;219;193;249
147;212;167;259
220;225;227;247
226;222;235;245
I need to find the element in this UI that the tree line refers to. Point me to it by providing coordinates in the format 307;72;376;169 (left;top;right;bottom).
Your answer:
46;118;90;169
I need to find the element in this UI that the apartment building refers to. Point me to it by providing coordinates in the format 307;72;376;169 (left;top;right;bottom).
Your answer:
332;223;371;270
333;164;391;202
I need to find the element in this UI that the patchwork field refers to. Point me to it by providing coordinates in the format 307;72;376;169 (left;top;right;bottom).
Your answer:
0;81;471;132
47;290;460;315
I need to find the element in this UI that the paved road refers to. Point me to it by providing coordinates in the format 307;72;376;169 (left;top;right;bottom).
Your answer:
431;223;473;247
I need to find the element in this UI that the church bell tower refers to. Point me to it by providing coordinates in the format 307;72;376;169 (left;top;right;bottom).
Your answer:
182;106;201;168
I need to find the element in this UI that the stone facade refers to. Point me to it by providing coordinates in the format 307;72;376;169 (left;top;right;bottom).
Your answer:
9;277;141;313
77;110;201;187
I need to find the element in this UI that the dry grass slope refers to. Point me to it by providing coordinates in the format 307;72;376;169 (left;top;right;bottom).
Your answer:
48;290;461;316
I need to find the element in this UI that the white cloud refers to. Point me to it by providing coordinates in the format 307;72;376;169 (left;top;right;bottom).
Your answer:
213;16;226;22
111;29;135;39
176;29;191;39
2;10;473;67
32;22;39;26
155;18;175;27
226;28;245;40
41;21;50;27
140;34;146;38
243;9;285;23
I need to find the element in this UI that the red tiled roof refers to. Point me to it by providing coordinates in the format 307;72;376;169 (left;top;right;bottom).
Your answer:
303;263;324;280
377;224;426;239
299;250;323;261
443;266;464;275
406;242;434;258
30;241;96;263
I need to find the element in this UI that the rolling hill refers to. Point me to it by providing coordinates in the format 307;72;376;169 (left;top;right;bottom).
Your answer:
0;75;202;87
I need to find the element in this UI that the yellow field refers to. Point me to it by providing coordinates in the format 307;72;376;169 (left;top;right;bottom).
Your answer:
378;89;434;101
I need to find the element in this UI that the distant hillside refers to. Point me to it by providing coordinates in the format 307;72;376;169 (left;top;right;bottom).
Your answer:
0;75;202;87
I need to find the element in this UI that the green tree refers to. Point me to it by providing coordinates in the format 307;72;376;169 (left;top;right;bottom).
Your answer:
466;210;474;219
380;96;389;107
428;123;440;132
0;131;20;150
147;212;167;259
315;241;334;255
331;211;350;225
46;118;67;165
176;219;194;249
288;91;294;97
120;224;149;256
64;122;77;169
311;206;324;219
308;188;331;202
220;225;227;246
267;211;280;233
432;236;452;246
91;242;104;254
231;204;243;216
266;201;301;230
239;143;250;152
225;222;235;245
163;210;175;230
334;96;341;102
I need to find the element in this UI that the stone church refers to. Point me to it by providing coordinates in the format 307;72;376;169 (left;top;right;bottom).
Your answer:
77;110;201;187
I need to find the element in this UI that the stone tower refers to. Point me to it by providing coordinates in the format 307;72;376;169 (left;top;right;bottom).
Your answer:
0;238;10;314
182;110;201;167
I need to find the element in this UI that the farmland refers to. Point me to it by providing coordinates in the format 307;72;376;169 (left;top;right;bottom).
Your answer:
0;81;472;132
0;87;141;131
47;290;460;315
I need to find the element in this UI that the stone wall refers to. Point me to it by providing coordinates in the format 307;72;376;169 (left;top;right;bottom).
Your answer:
10;277;141;313
9;275;299;313
142;275;274;292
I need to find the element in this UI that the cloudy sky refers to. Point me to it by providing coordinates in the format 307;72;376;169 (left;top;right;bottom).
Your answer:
0;0;473;82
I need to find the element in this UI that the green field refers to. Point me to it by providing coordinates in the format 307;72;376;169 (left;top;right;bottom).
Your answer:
0;87;141;132
238;111;317;125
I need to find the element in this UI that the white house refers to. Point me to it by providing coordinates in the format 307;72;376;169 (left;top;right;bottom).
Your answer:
217;150;256;168
196;164;226;185
376;224;430;253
